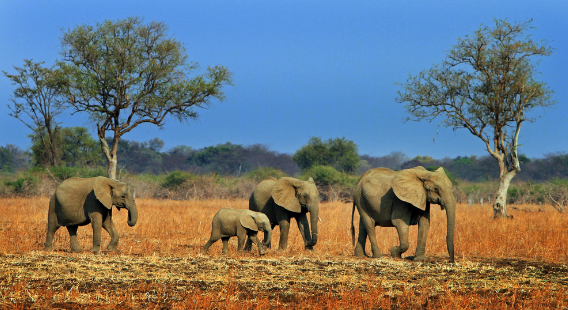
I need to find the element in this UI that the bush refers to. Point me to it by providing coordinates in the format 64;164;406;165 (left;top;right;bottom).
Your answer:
162;171;196;189
46;166;107;180
299;165;358;188
4;174;39;195
244;167;288;183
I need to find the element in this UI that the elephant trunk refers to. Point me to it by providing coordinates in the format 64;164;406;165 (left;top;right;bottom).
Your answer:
308;205;319;246
126;199;138;227
262;227;272;247
444;195;456;263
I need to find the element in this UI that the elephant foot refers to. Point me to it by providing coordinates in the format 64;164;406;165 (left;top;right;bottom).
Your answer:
304;245;314;251
107;245;117;251
371;253;384;259
413;255;428;262
354;245;366;258
71;247;83;253
390;246;403;259
43;246;53;252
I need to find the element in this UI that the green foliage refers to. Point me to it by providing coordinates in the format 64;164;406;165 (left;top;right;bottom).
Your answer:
413;155;435;163
518;154;531;164
299;165;359;187
30;126;104;168
244;167;288;183
46;166;107;180
3;60;67;167
59;16;232;178
397;19;554;210
189;143;246;174
0;147;13;173
162;171;196;189
507;181;546;204
4;174;39;194
293;137;360;173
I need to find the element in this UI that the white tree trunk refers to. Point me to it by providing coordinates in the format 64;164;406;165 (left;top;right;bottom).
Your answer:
493;169;516;219
99;133;119;180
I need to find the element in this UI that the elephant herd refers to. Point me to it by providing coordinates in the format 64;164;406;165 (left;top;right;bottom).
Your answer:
43;166;456;262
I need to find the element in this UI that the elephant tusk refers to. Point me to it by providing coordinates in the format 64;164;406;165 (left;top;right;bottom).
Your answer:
319;217;322;223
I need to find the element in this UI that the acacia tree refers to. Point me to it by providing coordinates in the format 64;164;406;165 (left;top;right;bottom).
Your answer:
3;60;66;166
397;19;554;218
59;17;232;179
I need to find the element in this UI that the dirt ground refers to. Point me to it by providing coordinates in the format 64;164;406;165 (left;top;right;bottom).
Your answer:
1;252;567;308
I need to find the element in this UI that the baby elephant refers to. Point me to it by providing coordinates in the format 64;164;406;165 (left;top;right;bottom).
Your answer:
203;208;272;255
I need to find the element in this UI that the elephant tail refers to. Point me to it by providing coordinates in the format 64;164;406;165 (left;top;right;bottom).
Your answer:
351;200;356;247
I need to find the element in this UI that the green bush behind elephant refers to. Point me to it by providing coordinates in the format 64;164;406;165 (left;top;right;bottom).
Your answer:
44;176;138;253
246;177;319;251
352;167;455;262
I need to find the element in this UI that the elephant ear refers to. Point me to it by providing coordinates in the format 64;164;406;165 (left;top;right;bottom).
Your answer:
93;177;115;210
392;169;427;211
240;212;259;231
271;177;302;213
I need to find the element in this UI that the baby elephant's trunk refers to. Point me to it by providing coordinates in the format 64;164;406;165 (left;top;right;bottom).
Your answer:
262;227;272;247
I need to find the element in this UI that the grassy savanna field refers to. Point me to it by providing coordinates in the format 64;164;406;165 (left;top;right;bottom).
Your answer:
1;198;567;309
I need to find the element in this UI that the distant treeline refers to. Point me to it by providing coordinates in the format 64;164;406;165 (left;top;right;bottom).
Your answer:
1;131;567;182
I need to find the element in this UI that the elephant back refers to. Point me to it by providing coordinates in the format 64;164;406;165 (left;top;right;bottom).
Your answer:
55;177;97;208
249;178;277;212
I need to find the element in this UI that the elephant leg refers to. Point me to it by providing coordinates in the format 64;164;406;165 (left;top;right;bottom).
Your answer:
66;225;82;253
202;236;220;253
354;219;368;257
275;207;291;251
102;214;119;251
89;212;103;254
245;232;264;255
359;212;382;258
296;213;313;250
243;236;253;251
237;233;246;253
414;211;431;261
264;223;276;249
221;237;230;255
44;196;60;251
391;218;410;259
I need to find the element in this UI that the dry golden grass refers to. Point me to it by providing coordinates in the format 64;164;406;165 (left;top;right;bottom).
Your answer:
1;197;567;308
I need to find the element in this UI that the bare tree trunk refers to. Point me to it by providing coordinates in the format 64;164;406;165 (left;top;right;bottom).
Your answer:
98;129;119;180
493;170;516;219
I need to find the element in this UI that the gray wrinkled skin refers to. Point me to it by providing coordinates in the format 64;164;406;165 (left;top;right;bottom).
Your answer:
202;208;272;255
352;167;455;263
44;176;138;253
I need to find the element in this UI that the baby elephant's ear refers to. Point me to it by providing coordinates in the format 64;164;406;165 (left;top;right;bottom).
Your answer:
94;177;114;210
240;212;259;231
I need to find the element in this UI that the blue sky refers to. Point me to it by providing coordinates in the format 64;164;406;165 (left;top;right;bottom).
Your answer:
1;1;566;159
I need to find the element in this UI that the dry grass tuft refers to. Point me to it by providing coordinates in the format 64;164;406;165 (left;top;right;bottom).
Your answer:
1;198;567;308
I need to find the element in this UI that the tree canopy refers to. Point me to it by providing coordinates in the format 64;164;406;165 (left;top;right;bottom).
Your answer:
293;137;360;173
396;19;554;218
58;16;232;179
3;60;66;166
29;127;103;168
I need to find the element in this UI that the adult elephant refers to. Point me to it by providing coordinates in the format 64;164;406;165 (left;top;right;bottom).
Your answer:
352;167;455;262
246;177;319;251
44;176;138;253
